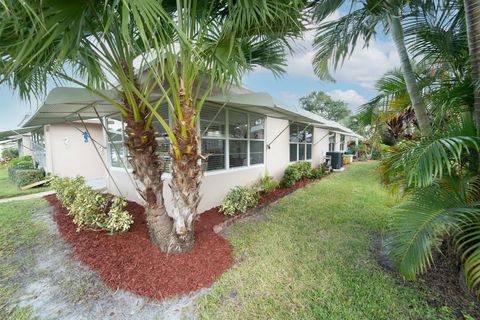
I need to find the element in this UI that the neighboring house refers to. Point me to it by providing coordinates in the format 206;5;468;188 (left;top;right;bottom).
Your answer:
13;86;362;212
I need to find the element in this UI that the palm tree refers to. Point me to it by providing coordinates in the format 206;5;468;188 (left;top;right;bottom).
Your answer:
0;0;304;253
309;0;432;134
464;0;480;133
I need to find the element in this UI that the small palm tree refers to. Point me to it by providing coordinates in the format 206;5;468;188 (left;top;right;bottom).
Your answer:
309;0;432;134
381;115;480;293
0;0;304;253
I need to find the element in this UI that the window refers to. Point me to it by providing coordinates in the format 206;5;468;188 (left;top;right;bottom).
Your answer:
201;105;226;171
200;106;265;171
328;131;336;152
289;123;313;162
106;105;265;172
340;134;346;151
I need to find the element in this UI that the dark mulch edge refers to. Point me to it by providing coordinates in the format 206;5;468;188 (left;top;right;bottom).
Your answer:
373;234;480;319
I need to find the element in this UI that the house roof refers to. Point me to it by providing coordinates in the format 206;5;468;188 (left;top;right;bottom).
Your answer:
22;87;363;139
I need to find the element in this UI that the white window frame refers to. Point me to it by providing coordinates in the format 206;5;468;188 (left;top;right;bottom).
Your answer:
106;106;266;174
289;122;313;163
328;131;336;152
340;134;346;151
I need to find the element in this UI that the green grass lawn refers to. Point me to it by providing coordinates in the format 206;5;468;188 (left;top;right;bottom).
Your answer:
197;162;456;320
0;199;49;319
0;168;50;199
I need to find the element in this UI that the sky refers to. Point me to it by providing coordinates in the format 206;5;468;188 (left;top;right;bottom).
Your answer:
0;8;401;132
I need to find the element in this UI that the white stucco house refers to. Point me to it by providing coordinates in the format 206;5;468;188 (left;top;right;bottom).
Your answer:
6;86;362;212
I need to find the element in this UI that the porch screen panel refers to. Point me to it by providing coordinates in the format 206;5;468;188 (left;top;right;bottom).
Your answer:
151;106;171;172
106;116;125;168
31;130;46;169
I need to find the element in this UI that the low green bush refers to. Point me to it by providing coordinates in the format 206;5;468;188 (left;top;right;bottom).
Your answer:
220;186;259;216
9;155;33;167
309;166;326;179
280;161;312;188
255;175;279;193
14;168;45;188
51;176;133;234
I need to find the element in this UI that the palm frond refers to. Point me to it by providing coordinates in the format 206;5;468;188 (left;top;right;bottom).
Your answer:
389;177;479;280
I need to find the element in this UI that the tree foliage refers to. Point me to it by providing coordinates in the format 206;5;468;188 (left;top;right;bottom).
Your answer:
299;90;351;121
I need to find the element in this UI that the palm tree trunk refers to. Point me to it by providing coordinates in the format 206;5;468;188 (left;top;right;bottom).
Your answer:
388;15;431;135
464;0;480;135
123;112;186;253
168;81;203;252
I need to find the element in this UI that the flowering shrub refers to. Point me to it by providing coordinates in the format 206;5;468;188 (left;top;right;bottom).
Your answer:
220;186;259;216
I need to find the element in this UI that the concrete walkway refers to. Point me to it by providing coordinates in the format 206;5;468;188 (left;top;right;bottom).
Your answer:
0;190;56;203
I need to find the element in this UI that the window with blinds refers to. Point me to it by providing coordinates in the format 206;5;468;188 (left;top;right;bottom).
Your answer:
200;106;265;171
289;123;313;162
106;105;265;173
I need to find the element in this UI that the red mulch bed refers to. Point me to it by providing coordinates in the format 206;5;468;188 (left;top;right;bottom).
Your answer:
45;195;233;301
44;176;323;301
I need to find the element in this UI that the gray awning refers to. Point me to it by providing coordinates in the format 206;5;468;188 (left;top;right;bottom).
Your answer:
23;87;121;127
0;126;41;141
22;87;364;139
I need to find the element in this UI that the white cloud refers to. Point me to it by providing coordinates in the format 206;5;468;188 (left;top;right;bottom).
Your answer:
276;9;400;90
332;40;400;90
327;89;367;112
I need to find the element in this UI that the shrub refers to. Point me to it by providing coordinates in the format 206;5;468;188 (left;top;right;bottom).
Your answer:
104;197;134;234
255;175;279;193
309;166;326;179
51;176;133;234
69;185;109;232
14;168;45;188
9;155;33;167
280;162;312;188
51;176;86;209
220;186;259;216
2;148;18;160
296;161;312;178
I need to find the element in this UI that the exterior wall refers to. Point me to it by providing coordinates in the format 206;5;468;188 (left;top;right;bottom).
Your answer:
105;116;349;212
265;117;290;180
312;127;329;167
107;166;265;213
107;116;291;212
44;122;106;179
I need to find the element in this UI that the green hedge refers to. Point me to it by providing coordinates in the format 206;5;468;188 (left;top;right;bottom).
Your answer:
280;161;312;188
8;166;34;183
13;169;45;188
